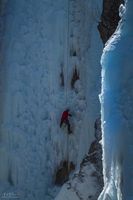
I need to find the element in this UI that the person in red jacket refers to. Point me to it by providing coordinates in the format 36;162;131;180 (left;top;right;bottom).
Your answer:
60;109;72;134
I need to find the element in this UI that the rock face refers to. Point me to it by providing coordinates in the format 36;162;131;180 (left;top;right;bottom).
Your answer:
55;119;103;187
82;118;103;190
55;161;75;186
98;0;125;43
55;118;103;200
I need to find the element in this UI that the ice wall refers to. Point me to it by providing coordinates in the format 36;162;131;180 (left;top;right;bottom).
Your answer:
98;0;133;199
0;0;102;199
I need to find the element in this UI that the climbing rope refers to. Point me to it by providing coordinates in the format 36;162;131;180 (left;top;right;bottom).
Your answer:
65;0;70;105
66;0;70;176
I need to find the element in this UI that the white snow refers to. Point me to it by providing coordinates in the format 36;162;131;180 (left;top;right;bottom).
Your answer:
0;0;103;199
55;164;98;200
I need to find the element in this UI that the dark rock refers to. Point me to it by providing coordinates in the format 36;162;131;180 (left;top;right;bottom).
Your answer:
81;136;103;188
71;67;80;89
8;168;14;186
94;117;102;141
60;63;64;87
98;0;125;44
55;160;75;186
70;46;78;57
88;140;103;187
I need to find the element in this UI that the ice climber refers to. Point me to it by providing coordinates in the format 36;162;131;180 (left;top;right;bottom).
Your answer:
60;109;72;134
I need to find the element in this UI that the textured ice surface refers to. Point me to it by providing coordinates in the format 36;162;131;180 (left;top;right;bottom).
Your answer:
0;0;102;199
99;1;133;199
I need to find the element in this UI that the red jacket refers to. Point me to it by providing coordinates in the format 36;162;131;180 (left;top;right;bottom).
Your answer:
61;110;71;122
